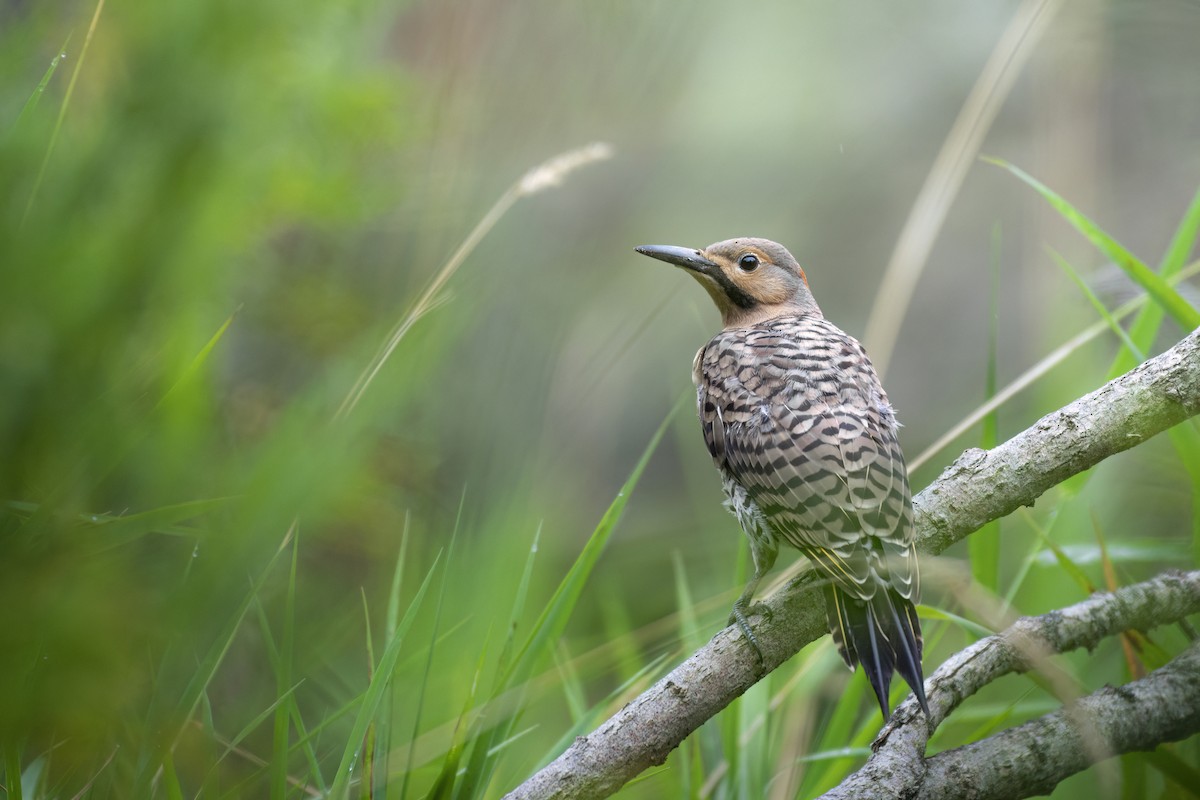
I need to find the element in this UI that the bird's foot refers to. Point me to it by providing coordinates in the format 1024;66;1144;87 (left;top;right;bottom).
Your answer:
728;602;770;669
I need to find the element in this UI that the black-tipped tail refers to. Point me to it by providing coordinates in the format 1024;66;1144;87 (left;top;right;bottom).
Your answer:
825;585;929;721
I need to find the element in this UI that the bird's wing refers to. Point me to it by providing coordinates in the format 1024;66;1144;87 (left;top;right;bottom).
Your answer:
697;324;917;602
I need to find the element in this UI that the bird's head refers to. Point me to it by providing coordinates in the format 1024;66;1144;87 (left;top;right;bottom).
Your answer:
635;237;822;328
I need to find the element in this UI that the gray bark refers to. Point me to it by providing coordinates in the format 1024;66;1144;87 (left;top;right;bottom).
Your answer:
918;643;1200;800
505;328;1200;800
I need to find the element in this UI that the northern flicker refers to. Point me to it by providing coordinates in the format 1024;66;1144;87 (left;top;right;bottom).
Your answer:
636;237;929;721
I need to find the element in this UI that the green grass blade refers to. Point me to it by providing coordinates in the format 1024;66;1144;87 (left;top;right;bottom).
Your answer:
286;697;327;795
792;747;872;766
1050;249;1144;360
456;404;678;799
4;743;23;800
554;640;587;724
23;0;108;224
1170;422;1200;566
1143;747;1200;796
534;653;671;774
1111;185;1200;378
1159;187;1200;277
161;750;185;800
328;551;441;799
71;497;227;553
1019;509;1094;594
401;510;462;800
672;551;703;653
359;589;376;800
1001;516;1055;613
208;687;300;770
498;403;678;691
386;512;412;640
199;692;221;797
797;675;864;796
426;641;492;800
1144;189;1200;564
920;605;995;640
970;224;1003;592
133;524;295;792
270;531;299;800
11;36;70;131
989;158;1200;329
155;307;240;411
909;259;1200;473
494;524;541;685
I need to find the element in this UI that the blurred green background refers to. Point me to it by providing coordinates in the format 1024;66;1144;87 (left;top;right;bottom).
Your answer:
2;0;1199;797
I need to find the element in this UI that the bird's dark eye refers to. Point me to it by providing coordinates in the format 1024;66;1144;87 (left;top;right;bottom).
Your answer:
738;254;760;272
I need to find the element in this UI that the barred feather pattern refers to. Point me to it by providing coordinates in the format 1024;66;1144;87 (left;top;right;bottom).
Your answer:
694;312;928;719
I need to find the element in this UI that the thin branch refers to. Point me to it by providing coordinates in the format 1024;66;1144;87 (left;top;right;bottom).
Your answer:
504;328;1200;800
919;643;1200;800
821;570;1200;800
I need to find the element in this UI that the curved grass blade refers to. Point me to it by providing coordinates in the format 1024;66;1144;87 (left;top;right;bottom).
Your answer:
909;257;1200;472
988;158;1200;330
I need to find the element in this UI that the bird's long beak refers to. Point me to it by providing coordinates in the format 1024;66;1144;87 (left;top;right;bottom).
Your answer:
635;245;719;277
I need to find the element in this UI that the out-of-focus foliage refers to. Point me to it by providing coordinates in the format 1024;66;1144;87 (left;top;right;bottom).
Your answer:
1;0;1198;797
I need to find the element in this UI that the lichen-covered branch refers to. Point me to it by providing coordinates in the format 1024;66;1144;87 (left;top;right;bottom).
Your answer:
819;570;1200;800
504;328;1200;800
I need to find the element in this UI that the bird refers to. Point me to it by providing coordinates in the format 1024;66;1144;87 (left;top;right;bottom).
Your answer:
636;237;929;721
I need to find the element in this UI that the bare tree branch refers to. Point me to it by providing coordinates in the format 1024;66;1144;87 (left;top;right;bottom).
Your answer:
919;642;1200;800
820;570;1200;800
504;329;1200;800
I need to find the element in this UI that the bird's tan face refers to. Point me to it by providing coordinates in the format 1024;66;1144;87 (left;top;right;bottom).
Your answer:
636;237;822;328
